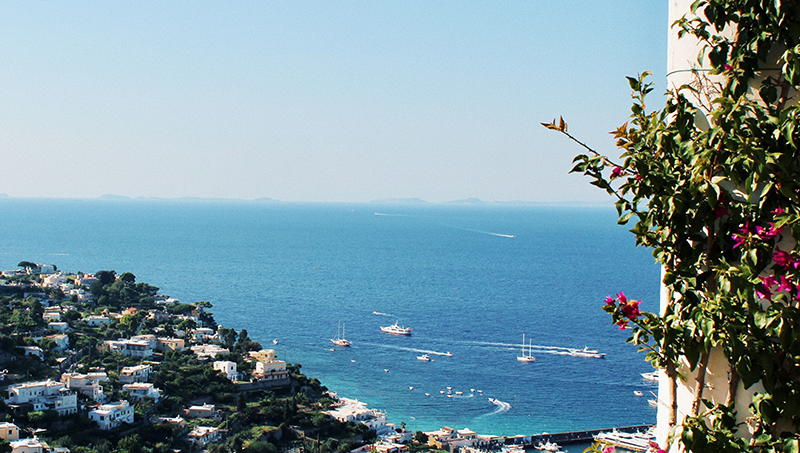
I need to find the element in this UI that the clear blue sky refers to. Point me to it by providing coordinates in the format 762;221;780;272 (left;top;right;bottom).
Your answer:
0;1;668;203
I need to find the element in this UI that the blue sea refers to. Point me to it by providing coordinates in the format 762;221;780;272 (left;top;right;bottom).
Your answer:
0;198;659;445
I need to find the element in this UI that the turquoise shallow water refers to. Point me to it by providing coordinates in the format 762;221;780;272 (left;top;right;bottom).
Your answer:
0;199;660;436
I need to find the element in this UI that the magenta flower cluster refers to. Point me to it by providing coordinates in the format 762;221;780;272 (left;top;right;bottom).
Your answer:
605;291;642;329
730;207;800;302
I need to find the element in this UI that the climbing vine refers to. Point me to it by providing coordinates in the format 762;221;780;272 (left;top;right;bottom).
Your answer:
545;1;800;452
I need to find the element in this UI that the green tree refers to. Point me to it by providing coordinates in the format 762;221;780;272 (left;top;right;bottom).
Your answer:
116;434;143;453
546;1;800;451
95;270;116;285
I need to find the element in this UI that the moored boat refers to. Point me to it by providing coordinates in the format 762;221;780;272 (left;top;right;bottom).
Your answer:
641;371;658;382
534;441;562;452
381;321;412;335
594;428;656;452
417;354;431;361
331;321;351;346
517;333;536;362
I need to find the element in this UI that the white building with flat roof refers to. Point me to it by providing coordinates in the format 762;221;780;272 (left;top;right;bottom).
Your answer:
61;372;108;402
190;344;229;359
103;338;155;358
5;380;77;416
119;364;153;384
185;426;220;446
10;438;47;453
213;361;238;381
325;398;390;435
89;401;134;430
122;383;161;402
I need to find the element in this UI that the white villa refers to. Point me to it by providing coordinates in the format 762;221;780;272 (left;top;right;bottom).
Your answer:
61;372;108;402
423;427;479;451
10;438;48;453
85;315;110;327
122;383;162;402
89;400;134;430
213;361;238;381
119;364;153;384
190;344;229;359
103;338;155;358
325;398;390;435
5;380;78;416
185;426;221;446
191;327;216;343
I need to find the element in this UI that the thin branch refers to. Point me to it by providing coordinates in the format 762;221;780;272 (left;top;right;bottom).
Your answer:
690;352;711;417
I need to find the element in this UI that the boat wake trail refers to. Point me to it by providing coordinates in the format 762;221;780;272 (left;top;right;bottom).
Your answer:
448;226;515;238
453;340;606;358
488;399;511;414
361;342;451;356
372;311;394;317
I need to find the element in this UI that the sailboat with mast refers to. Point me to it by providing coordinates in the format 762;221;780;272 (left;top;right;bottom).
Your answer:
517;333;535;362
331;321;351;347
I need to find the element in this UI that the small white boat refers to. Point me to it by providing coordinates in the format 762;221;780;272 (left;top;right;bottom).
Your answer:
440;391;445;394
331;321;351;347
417;354;431;361
409;386;414;390
272;339;278;345
455;391;463;395
642;371;659;382
380;321;412;335
470;389;475;392
425;393;431;397
535;441;562;452
517;334;536;362
648;399;658;407
634;391;643;396
444;351;453;357
569;346;607;358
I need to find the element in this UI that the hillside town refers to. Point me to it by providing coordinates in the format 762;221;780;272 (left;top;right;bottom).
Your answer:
0;263;505;453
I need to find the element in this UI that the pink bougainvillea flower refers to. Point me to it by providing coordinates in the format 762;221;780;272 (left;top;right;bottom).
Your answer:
773;248;800;270
617;291;627;304
756;223;783;240
602;446;616;453
756;276;775;301
648;441;666;453
778;275;794;293
617;320;629;330
724;64;733;71
605;296;615;305
773;207;787;215
621;299;642;320
714;194;730;218
611;166;624;178
732;221;753;248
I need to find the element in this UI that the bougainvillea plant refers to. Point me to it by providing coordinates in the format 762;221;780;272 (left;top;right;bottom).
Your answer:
545;1;800;452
